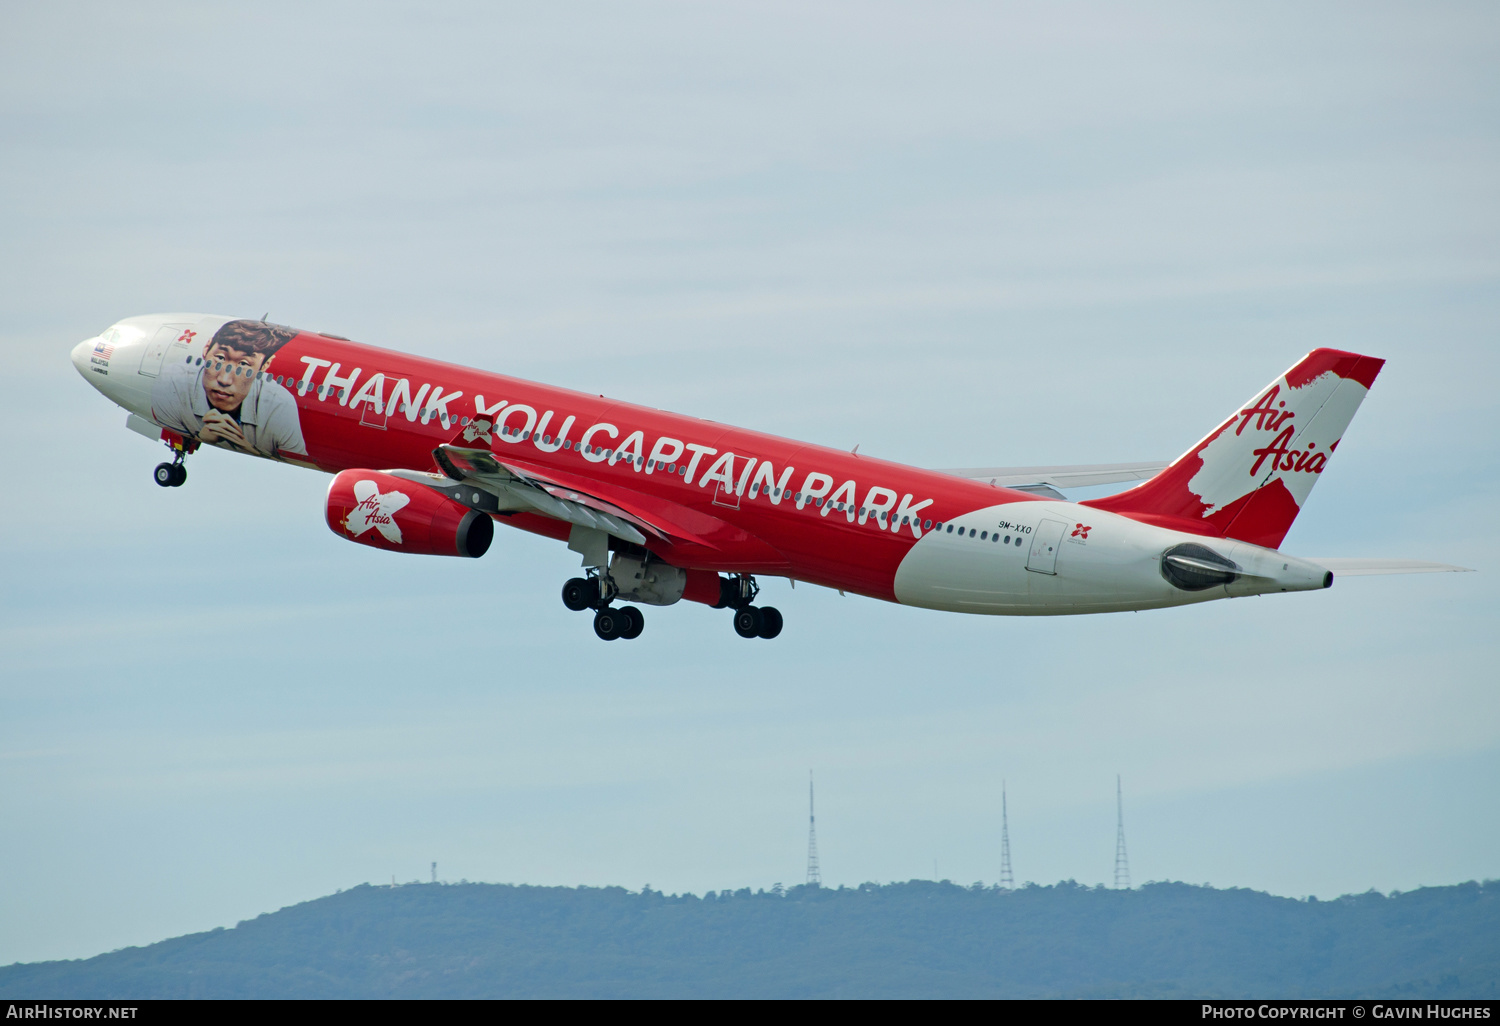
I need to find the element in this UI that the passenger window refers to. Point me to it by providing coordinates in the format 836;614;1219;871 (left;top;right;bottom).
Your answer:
981;531;987;540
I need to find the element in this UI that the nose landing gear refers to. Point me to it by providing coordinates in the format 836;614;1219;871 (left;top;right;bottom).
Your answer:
152;435;196;488
153;459;187;487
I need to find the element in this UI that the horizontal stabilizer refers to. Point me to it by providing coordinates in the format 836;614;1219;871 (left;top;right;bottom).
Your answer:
1305;558;1474;577
937;462;1169;490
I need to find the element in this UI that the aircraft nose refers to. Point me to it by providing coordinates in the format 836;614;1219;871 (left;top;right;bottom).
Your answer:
71;338;97;380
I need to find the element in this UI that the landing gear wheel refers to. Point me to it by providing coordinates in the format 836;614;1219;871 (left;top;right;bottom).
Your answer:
733;606;764;639
619;605;645;640
153;463;176;488
593;607;625;641
562;577;597;612
757;606;783;639
169;463;186;487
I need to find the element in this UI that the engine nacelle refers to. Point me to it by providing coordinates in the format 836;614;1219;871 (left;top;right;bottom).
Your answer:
326;469;494;558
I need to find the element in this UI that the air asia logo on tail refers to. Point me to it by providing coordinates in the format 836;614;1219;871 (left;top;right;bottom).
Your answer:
1084;348;1384;550
342;479;411;544
1236;385;1329;478
1234;385;1297;436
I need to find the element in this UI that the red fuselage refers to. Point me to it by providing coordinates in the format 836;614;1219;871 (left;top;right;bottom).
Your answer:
271;333;1040;599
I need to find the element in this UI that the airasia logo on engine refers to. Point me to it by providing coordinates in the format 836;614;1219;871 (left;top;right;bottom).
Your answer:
342;479;411;544
1236;385;1328;478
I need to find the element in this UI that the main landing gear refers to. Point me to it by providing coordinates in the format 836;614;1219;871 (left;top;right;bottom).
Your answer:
561;574;646;642
593;604;645;642
721;574;783;640
733;605;783;639
560;571;784;641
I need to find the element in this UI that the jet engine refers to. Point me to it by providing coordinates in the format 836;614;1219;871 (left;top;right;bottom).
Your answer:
326;469;493;558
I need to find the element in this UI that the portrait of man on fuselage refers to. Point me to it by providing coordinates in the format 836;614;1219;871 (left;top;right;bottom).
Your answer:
150;319;309;460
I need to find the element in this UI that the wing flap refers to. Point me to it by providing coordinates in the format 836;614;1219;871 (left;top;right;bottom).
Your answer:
432;445;655;545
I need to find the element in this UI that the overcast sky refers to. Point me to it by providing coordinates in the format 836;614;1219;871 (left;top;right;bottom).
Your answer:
2;1;1497;964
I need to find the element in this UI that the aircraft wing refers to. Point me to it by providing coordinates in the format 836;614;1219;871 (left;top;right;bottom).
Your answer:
1303;558;1475;576
936;461;1169;496
431;445;661;545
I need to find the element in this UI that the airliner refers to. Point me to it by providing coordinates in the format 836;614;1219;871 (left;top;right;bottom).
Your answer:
71;315;1468;640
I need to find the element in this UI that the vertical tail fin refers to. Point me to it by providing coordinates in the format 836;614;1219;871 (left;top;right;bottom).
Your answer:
1085;349;1384;549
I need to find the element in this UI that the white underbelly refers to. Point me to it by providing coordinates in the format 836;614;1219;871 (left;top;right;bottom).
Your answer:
893;502;1210;616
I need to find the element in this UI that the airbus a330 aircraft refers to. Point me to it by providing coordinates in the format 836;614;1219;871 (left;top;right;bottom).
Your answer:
71;314;1468;641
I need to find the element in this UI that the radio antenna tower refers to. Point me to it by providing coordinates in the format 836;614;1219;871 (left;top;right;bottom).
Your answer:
806;770;822;887
1113;775;1131;889
999;780;1015;890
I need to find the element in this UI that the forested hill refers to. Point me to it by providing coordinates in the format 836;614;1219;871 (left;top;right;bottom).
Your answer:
3;879;1497;999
